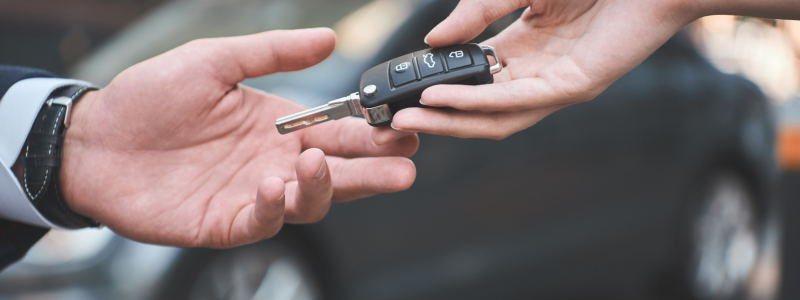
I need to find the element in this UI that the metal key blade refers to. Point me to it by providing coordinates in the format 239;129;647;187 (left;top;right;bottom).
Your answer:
276;93;362;134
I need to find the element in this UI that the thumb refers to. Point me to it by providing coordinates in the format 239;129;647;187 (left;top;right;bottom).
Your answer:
228;177;286;247
425;0;527;47
188;28;337;86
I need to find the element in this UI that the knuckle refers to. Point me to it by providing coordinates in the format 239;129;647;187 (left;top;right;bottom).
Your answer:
389;160;416;191
254;215;283;240
179;38;224;63
488;131;509;140
184;38;214;50
306;210;327;223
296;201;330;224
578;92;597;103
478;1;498;27
397;135;420;158
262;224;282;239
483;112;510;140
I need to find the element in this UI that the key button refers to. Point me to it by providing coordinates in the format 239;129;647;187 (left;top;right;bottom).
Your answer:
395;62;410;73
415;49;444;78
390;54;417;87
444;47;472;70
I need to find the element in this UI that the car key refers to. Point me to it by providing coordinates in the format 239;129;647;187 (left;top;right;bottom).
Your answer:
276;43;502;134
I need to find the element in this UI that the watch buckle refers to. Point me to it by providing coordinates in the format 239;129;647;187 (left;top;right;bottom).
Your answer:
49;96;74;129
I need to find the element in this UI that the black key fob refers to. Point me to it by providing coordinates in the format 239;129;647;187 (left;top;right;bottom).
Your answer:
358;43;502;127
275;44;501;134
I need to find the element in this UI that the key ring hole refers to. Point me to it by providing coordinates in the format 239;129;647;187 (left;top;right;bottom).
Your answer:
480;45;503;74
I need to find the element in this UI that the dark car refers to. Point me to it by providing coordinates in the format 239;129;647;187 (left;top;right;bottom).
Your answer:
0;1;781;300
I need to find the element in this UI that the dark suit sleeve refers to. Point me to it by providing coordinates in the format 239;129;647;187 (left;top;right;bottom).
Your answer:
0;65;56;271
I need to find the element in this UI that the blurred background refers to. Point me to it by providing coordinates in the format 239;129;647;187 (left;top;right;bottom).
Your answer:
1;0;800;299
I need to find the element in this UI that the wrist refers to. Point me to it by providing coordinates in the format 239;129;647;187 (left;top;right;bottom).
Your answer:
58;89;99;218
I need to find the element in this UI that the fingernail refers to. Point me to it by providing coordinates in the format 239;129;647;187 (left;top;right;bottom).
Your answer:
278;194;286;202
391;123;419;133
314;159;327;180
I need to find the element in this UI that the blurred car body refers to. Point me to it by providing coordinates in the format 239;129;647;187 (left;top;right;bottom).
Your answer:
0;0;781;300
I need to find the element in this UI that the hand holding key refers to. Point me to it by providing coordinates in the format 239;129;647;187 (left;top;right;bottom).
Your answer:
276;44;501;136
404;0;800;140
393;0;697;140
59;28;418;248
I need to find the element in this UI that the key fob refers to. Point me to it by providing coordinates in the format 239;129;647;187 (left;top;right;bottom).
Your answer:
274;44;502;134
358;43;502;127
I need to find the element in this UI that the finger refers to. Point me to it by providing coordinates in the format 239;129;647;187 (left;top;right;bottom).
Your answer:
284;148;332;224
326;156;416;202
372;126;418;146
425;0;528;47
421;76;595;112
302;117;419;158
391;105;568;140
228;177;286;246
186;28;337;86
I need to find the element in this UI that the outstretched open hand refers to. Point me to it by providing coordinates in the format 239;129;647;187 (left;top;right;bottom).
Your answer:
59;28;418;248
392;0;696;139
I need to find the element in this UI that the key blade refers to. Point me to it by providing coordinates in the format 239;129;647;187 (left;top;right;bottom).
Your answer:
277;109;332;133
276;93;362;134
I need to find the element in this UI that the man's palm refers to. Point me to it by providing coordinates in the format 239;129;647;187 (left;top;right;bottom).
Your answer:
60;29;418;248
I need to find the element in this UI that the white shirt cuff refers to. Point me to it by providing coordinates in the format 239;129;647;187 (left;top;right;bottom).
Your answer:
0;78;94;229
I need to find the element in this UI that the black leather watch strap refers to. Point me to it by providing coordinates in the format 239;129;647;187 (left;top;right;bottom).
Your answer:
22;85;99;229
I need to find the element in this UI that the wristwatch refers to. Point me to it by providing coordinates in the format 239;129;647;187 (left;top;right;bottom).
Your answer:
22;85;100;229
